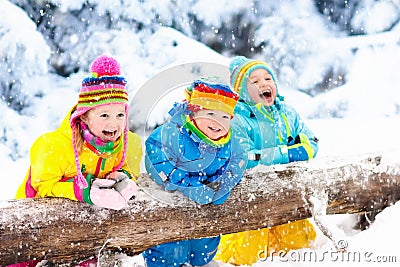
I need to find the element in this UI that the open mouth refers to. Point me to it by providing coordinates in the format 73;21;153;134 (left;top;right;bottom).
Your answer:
102;130;117;139
208;126;221;132
259;89;272;98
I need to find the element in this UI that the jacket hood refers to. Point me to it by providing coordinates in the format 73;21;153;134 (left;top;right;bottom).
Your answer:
168;101;191;126
57;106;77;140
229;56;286;106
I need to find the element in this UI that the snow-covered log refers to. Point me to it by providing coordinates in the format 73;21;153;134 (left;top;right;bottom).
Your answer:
1;153;399;265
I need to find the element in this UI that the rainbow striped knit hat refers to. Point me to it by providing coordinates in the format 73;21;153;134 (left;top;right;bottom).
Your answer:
70;55;129;188
185;79;239;116
229;56;278;101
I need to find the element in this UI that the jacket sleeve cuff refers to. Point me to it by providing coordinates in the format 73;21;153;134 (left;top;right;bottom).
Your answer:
74;174;93;204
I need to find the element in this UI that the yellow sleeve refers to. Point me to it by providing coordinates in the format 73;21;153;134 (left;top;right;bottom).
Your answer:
122;131;142;180
29;133;78;201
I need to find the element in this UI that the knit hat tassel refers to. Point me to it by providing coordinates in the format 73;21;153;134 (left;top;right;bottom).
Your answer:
76;173;88;189
71;123;89;189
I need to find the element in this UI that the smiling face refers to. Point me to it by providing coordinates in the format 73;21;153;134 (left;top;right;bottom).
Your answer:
246;68;277;106
192;109;232;140
81;104;126;142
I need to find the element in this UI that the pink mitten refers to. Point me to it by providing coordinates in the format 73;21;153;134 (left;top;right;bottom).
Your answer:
90;179;127;210
92;178;116;188
113;175;138;201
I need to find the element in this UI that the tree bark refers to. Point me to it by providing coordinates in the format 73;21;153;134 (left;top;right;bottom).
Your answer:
1;154;399;265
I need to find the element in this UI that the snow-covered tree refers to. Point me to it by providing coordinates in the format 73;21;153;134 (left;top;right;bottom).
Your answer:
316;0;400;35
0;0;50;112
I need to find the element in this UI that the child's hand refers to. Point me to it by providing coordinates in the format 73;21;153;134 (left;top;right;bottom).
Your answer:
106;171;138;201
106;171;123;180
91;178;116;188
287;134;314;162
113;175;138;201
90;178;126;210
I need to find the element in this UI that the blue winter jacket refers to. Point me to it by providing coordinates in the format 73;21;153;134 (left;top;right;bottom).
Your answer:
145;102;246;205
231;98;318;169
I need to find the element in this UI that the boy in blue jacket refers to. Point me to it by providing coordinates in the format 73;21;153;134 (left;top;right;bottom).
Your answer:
143;78;245;267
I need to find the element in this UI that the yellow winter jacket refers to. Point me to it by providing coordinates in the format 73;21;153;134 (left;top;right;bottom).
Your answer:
15;107;142;200
215;219;316;265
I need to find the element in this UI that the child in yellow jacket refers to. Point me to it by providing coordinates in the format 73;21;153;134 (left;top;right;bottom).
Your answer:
16;54;142;207
214;56;318;265
13;55;142;266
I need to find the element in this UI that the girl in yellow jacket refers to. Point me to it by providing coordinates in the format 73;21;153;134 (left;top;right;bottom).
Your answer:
16;54;142;209
13;55;142;266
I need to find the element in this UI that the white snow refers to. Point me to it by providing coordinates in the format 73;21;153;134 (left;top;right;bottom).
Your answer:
1;0;400;266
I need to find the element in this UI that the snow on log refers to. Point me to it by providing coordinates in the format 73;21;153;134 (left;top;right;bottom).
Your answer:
1;153;400;265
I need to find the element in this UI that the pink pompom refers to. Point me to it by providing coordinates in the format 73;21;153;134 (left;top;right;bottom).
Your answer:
90;55;121;77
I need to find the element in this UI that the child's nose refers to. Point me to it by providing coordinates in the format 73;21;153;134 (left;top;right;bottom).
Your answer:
109;117;119;126
259;80;267;87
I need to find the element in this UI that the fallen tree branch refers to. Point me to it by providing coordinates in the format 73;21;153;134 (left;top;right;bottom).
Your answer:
1;153;399;265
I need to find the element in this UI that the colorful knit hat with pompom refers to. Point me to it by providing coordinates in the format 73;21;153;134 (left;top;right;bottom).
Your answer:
229;56;278;101
184;78;239;116
70;55;129;188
